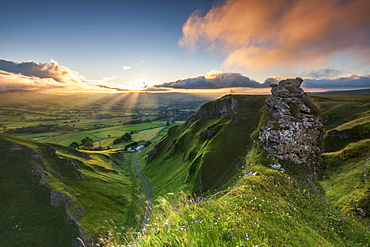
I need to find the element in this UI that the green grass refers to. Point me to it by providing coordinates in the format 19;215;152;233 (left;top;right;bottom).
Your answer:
319;139;370;220
309;95;370;131
132;127;163;142
82;121;166;139
308;95;370;152
335;116;370;132
13;131;62;140
9;121;167;149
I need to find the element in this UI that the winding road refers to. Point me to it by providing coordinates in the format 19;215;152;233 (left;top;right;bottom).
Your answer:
133;152;152;233
132;125;169;234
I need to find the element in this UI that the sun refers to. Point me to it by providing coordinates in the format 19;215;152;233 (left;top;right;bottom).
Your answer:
124;78;156;91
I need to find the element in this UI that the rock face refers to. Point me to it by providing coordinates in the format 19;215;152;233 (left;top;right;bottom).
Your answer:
185;96;239;126
259;78;323;174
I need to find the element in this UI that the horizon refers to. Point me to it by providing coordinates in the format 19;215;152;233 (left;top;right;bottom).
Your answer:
1;0;370;93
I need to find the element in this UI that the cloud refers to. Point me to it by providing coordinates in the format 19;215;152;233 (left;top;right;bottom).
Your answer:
300;68;344;79
0;59;109;92
180;0;370;70
123;65;132;70
154;70;267;89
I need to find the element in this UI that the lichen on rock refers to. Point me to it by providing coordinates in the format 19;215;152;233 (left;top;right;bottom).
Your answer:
259;77;323;176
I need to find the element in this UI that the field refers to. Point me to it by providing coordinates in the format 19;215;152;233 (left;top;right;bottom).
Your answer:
0;91;209;149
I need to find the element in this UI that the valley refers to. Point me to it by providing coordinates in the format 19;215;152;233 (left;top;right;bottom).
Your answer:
1;86;370;246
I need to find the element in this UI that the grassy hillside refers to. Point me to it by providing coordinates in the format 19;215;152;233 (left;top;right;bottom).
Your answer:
126;93;370;246
309;94;370;221
316;89;370;95
308;95;370;152
139;95;268;199
0;134;143;246
319;139;370;222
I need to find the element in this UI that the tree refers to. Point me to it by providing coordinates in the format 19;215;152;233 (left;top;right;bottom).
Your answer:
84;140;94;149
81;137;93;149
81;137;89;145
69;142;79;149
124;132;132;140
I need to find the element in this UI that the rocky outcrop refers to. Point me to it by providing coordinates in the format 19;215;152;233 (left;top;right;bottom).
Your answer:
146;144;158;164
259;77;323;175
185;96;240;126
114;152;125;160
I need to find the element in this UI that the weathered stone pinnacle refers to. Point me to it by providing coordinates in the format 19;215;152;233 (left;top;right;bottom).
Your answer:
259;77;323;176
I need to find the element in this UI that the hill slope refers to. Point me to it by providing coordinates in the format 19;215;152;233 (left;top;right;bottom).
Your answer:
140;95;268;198
309;94;370;152
0;134;140;246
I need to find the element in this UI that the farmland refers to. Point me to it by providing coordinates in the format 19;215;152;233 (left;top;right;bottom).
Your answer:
0;90;209;148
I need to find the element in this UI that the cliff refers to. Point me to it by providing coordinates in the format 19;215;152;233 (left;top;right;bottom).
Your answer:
185;95;241;126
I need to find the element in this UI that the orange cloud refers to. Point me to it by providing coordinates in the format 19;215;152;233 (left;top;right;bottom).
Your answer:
0;59;110;92
180;0;370;70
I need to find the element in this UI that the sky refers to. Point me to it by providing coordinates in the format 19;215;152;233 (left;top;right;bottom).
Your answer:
0;0;370;93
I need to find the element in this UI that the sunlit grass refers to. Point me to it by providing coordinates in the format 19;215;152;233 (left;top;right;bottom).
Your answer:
132;128;162;142
320;139;370;221
135;161;370;246
335;116;370;131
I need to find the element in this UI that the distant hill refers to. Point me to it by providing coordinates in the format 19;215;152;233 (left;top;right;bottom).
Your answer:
0;90;212;107
0;90;58;106
314;88;370;95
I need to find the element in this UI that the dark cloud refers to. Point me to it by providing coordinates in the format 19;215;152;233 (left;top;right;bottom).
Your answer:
303;74;370;88
264;74;370;88
300;69;344;79
155;70;268;89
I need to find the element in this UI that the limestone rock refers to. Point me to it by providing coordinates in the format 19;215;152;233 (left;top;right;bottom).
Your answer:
186;96;239;125
259;77;323;175
50;188;70;207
